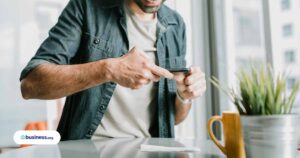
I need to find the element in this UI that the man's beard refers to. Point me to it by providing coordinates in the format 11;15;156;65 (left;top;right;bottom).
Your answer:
134;0;166;13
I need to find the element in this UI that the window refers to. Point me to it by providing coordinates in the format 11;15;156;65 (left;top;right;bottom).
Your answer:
203;0;300;140
284;50;296;64
212;0;268;113
287;78;296;90
234;10;261;46
205;0;269;140
281;0;291;11
282;24;293;37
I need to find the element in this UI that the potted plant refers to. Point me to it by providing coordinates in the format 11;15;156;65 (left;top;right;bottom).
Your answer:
211;66;300;158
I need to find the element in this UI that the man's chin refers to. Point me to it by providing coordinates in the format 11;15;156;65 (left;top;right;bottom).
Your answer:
141;6;160;13
141;0;161;7
134;0;165;14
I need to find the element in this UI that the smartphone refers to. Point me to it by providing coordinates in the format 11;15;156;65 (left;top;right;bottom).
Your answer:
168;68;190;74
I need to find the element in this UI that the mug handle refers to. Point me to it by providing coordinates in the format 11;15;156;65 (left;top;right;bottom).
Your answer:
207;116;227;154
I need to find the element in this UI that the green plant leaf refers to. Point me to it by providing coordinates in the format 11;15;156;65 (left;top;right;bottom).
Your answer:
209;65;299;115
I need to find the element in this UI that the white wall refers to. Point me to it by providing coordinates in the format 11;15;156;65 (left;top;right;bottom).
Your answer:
0;0;69;147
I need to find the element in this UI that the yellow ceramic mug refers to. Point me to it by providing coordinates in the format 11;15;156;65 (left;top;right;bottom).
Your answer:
207;112;246;158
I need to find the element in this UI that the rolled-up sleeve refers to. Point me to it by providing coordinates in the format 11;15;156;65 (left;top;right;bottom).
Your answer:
20;0;84;81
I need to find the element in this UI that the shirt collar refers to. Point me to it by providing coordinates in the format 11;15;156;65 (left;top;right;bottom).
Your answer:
100;0;178;26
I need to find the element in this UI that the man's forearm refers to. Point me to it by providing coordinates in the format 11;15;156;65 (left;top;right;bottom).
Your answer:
21;59;112;100
174;96;192;125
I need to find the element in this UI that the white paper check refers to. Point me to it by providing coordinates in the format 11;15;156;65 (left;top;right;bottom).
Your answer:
140;144;201;152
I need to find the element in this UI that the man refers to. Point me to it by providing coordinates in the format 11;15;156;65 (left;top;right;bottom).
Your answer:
20;0;206;140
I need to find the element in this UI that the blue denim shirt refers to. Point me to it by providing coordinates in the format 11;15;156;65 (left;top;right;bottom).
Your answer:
20;0;186;140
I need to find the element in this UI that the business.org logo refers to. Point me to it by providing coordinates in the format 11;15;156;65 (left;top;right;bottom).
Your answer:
20;134;54;140
14;131;60;145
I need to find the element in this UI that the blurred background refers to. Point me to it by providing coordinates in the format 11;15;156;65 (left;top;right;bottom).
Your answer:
0;0;299;149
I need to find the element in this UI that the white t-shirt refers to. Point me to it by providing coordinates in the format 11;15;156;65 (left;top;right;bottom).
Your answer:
92;4;158;138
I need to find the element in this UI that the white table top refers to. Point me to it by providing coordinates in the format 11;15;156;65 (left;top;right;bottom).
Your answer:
0;138;226;158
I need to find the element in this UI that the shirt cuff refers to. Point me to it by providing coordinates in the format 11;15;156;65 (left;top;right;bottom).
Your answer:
20;59;50;81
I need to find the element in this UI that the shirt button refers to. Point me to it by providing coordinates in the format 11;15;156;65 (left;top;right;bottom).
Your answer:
99;105;105;111
94;39;100;44
88;129;93;135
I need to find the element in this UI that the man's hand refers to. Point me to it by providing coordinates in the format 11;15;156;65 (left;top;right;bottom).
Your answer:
174;66;206;101
106;47;174;89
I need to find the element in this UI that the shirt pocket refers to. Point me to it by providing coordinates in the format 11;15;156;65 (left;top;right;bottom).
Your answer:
165;55;186;93
80;32;115;62
165;55;186;69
